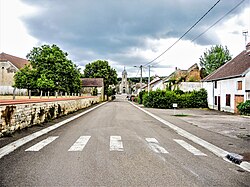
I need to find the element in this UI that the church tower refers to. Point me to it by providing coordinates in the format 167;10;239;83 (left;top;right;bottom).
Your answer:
119;67;130;94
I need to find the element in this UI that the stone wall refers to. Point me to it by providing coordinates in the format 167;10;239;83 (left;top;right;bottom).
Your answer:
0;97;101;137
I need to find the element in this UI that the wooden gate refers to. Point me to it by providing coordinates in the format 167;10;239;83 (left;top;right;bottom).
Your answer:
234;95;244;113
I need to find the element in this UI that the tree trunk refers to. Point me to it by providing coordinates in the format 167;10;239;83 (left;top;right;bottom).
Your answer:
48;91;50;99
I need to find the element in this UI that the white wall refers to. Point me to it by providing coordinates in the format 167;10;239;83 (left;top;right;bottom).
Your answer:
179;82;202;92
151;80;164;91
203;77;246;113
202;82;214;109
0;86;27;95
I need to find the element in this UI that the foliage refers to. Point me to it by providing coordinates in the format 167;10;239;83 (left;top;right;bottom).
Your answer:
83;60;118;95
138;90;145;104
92;87;98;96
14;65;37;90
199;45;232;76
237;100;250;116
107;87;116;97
142;89;208;109
14;44;81;94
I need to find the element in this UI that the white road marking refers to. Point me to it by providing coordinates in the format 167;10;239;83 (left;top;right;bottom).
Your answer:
145;138;168;154
130;102;250;173
0;102;107;159
110;136;124;151
25;136;59;151
68;136;91;151
174;139;207;156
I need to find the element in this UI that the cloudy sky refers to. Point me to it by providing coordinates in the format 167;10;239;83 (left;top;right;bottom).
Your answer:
0;0;249;77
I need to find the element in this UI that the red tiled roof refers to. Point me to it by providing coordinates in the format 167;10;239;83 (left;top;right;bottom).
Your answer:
203;46;250;81
0;52;29;69
81;78;104;87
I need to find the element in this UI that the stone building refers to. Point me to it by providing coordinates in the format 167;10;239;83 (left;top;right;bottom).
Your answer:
118;67;131;94
0;52;29;95
81;78;104;100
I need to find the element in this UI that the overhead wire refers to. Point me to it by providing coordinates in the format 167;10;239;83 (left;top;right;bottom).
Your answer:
143;0;221;67
191;0;245;42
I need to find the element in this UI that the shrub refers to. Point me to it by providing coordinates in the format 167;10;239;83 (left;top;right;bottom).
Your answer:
138;90;145;104
142;88;208;109
237;100;250;116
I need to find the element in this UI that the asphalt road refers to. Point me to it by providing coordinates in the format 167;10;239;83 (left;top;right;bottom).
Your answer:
0;95;249;186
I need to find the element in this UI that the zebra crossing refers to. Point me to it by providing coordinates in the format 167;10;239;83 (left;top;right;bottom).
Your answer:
25;135;208;157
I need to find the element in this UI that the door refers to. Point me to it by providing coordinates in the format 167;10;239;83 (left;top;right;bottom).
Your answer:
234;95;244;113
218;96;221;111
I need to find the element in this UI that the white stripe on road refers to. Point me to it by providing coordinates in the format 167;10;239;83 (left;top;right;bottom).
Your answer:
146;138;168;154
68;136;91;151
174;139;207;156
0;102;107;159
110;136;124;151
130;102;250;173
25;136;59;151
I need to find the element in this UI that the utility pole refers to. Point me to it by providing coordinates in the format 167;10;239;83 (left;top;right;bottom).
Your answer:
140;65;143;92
134;65;143;93
148;65;151;95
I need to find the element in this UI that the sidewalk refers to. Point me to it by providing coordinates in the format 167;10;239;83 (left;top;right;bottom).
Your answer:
142;106;250;140
136;104;250;161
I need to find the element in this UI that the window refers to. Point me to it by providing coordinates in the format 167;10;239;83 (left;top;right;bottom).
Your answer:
237;81;242;90
214;96;217;105
226;94;231;106
214;81;217;89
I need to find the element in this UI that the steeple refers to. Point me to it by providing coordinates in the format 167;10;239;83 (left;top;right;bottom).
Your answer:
122;66;127;76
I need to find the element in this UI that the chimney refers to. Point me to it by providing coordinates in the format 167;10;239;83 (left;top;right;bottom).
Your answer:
246;42;250;52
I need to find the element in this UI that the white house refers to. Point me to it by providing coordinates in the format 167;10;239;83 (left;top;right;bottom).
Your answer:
202;42;250;113
0;53;29;95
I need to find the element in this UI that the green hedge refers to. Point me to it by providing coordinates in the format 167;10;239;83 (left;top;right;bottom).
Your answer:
237;100;250;116
142;89;208;109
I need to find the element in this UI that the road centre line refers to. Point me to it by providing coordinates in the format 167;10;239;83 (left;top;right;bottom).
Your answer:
25;136;59;151
68;136;91;151
145;138;168;154
130;102;250;172
174;139;207;156
0;102;107;159
110;136;124;151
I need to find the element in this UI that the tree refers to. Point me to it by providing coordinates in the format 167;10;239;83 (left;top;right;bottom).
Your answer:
199;45;232;76
83;60;118;95
13;65;37;98
26;44;81;94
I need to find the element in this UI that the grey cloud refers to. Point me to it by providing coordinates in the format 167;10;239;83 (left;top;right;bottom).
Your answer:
21;0;249;74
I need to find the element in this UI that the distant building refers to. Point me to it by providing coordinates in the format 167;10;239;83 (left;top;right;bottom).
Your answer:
0;52;29;95
163;63;202;91
117;67;131;94
81;78;104;100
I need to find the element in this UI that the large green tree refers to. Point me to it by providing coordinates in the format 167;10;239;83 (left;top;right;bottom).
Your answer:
14;44;81;95
83;60;118;95
199;45;232;76
14;65;37;98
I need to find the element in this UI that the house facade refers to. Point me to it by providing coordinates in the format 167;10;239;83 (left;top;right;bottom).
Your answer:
80;78;104;100
202;42;250;113
0;53;29;95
